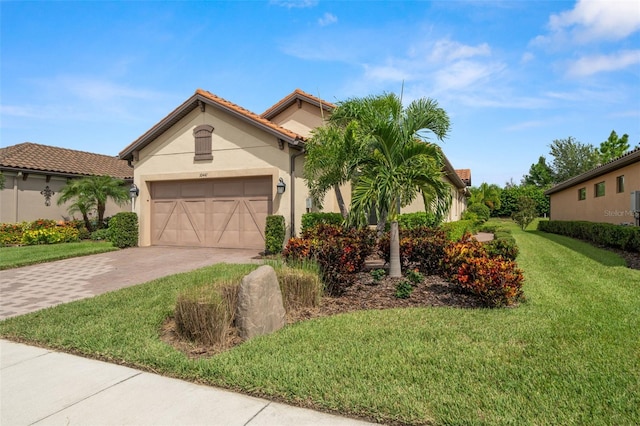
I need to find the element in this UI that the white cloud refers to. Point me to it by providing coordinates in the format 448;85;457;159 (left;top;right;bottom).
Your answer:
363;63;409;83
429;39;491;62
318;12;337;27
544;0;640;43
433;60;503;92
521;52;535;63
504;120;547;132
566;49;640;76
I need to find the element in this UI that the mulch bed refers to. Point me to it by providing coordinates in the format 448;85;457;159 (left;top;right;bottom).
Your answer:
161;247;639;358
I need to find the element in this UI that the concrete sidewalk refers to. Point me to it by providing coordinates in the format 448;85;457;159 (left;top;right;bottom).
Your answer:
1;340;376;425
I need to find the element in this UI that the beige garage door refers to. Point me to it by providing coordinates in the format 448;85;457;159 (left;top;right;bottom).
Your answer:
151;177;272;249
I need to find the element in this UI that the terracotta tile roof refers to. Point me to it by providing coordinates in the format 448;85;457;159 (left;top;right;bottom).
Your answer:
0;142;133;179
455;169;471;186
261;88;336;120
120;89;306;160
195;89;304;141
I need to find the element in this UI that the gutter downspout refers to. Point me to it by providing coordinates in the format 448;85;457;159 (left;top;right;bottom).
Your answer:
289;146;306;238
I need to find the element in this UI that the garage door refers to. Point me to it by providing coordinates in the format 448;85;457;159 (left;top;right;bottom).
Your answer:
150;177;272;249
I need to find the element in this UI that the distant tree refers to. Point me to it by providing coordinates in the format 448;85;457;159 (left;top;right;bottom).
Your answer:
496;184;549;217
469;182;502;214
599;130;630;163
522;156;554;188
549;137;600;183
57;176;129;232
512;196;538;231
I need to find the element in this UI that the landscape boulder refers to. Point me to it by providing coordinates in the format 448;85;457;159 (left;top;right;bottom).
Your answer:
236;265;286;340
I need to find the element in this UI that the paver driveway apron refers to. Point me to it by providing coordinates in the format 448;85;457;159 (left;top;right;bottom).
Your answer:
0;246;259;320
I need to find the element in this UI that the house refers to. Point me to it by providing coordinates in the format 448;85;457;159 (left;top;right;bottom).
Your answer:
545;147;640;225
0;143;133;223
118;89;470;249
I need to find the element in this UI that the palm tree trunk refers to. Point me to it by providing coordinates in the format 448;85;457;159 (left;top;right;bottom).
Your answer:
333;184;348;219
389;220;401;277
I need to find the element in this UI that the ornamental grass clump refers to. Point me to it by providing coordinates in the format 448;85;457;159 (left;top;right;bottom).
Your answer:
174;281;239;346
274;261;323;311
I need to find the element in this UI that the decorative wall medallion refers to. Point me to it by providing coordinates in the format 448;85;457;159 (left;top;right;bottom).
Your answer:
40;185;55;206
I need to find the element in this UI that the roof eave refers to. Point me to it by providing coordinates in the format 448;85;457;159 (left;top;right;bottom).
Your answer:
545;148;640;195
119;92;301;160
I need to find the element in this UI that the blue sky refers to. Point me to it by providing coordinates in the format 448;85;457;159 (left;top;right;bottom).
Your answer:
2;0;639;186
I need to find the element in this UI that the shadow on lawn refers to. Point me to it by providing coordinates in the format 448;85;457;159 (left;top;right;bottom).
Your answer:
526;230;628;268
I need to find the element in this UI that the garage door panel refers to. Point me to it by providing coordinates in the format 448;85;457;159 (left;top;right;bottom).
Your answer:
151;178;271;249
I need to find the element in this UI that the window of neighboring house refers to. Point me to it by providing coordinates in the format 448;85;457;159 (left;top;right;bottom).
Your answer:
616;175;625;193
193;124;214;161
595;181;605;198
578;187;586;201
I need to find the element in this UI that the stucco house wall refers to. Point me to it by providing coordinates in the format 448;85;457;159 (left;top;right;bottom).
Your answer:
120;89;470;249
0;143;132;224
545;148;640;225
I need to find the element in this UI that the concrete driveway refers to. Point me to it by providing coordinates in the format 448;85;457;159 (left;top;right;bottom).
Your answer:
0;246;261;320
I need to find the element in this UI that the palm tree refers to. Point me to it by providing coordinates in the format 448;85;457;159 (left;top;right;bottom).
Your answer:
57;175;129;231
332;93;451;277
469;182;502;213
303;121;365;219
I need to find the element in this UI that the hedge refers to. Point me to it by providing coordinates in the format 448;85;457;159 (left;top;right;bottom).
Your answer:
265;215;286;255
300;212;343;235
538;220;640;252
108;212;138;248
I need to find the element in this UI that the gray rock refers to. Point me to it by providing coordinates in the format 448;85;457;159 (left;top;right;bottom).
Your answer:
236;265;286;340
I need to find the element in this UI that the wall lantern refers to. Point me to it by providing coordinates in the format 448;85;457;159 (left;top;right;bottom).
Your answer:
276;177;286;194
129;183;139;198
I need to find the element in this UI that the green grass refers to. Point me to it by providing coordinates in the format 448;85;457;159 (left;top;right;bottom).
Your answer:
0;241;118;270
1;226;639;425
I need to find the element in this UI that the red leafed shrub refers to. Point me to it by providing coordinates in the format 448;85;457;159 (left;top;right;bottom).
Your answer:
455;256;524;307
282;237;313;261
440;233;488;280
442;232;525;307
378;227;448;274
283;225;375;296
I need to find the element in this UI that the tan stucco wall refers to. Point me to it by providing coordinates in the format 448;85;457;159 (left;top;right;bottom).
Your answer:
400;176;467;222
0;171;127;224
268;102;328;138
131;106;312;246
548;161;640;224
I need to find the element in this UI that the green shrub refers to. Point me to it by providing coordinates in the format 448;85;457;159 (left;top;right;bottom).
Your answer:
405;269;424;285
395;280;413;299
538;220;640;252
108;212;138;248
440;220;476;242
24;219;58;230
90;228;111;241
485;232;519;260
463;204;490;223
371;268;386;282
397;212;439;229
300;212;343;235
265;215;285;255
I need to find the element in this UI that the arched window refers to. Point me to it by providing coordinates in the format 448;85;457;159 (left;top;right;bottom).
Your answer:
193;124;214;161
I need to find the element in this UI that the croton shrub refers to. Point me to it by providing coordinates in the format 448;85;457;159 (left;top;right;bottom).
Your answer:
0;219;86;246
283;224;375;296
443;233;524;307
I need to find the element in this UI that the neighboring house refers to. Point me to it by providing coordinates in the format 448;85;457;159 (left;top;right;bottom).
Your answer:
0;143;133;223
118;89;470;249
545;147;640;225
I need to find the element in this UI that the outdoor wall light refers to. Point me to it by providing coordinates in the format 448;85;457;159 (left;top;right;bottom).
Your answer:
129;183;139;198
276;177;286;194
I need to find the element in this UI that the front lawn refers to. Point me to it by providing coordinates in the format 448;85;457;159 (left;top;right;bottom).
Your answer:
1;225;638;424
0;241;118;270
